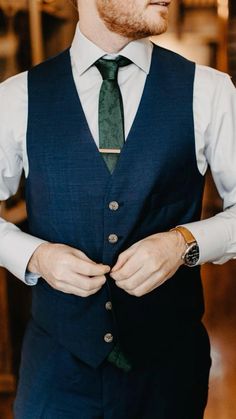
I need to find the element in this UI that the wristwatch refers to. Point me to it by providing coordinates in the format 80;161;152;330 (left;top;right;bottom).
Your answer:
171;226;200;267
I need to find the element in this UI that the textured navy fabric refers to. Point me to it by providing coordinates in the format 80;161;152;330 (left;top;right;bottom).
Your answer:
25;45;205;369
14;319;211;419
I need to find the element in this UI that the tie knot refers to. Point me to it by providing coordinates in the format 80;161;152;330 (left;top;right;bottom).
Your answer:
95;56;131;81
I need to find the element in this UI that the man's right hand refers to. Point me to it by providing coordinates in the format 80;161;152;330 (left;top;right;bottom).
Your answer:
27;243;110;297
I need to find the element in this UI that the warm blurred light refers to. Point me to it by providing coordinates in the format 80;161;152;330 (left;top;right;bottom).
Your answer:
39;0;56;4
217;0;229;20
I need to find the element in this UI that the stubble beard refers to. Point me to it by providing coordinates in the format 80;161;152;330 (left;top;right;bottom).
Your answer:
96;0;169;40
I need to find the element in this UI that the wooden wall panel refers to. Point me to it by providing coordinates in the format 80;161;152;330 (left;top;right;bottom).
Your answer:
0;267;15;393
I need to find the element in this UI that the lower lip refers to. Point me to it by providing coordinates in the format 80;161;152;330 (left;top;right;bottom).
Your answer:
150;3;169;9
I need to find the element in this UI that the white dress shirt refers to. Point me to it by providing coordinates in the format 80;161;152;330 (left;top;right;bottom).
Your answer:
0;24;236;284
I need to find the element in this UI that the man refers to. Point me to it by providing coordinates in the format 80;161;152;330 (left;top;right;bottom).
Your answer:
0;0;236;418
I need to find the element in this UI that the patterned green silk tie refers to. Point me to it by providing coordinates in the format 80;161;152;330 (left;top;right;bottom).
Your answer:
95;56;131;173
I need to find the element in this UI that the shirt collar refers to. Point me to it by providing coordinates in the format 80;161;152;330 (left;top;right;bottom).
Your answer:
70;23;153;76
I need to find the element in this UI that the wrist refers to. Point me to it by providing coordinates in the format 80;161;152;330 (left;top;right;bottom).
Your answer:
27;242;50;274
170;226;200;267
169;229;186;265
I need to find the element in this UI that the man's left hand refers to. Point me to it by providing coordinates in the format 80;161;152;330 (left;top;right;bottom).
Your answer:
110;231;186;297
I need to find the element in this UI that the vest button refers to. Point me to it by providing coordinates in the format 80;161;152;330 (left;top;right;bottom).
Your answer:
108;234;118;244
105;301;112;311
104;333;113;343
109;201;119;211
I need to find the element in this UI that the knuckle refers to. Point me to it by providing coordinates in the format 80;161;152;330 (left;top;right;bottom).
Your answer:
122;267;131;279
89;288;100;296
159;268;167;280
55;281;67;293
116;281;124;289
76;249;85;258
49;281;58;290
82;292;90;298
117;253;125;262
82;280;93;291
55;278;72;291
52;279;62;290
133;288;143;297
125;280;135;290
86;266;94;276
99;275;106;285
78;290;89;297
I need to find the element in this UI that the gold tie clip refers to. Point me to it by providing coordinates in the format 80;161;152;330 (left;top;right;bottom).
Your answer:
99;148;121;154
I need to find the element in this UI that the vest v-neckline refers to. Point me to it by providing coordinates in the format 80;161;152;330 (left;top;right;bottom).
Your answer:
66;47;156;179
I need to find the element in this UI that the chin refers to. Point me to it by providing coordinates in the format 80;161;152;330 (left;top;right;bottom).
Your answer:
134;18;168;38
147;12;169;35
98;4;169;40
149;22;168;36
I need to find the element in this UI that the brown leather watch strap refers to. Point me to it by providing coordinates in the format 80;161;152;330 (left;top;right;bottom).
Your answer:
170;226;196;245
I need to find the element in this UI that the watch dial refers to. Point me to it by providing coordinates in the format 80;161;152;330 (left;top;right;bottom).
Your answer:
185;244;199;267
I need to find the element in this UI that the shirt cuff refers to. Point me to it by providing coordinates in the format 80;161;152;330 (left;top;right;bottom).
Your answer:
182;214;233;265
0;224;46;283
25;271;41;286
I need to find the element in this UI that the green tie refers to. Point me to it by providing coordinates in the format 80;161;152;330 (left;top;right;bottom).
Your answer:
95;56;131;173
107;341;132;373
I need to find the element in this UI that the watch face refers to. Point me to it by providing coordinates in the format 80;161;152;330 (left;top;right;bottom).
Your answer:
184;243;200;267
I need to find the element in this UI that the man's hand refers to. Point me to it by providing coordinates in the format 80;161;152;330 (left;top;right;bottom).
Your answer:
110;231;186;297
27;243;110;297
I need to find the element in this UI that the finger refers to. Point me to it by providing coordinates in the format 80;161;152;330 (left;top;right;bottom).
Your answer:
70;256;110;276
111;253;145;281
57;273;107;292
111;247;136;272
112;264;142;284
70;249;111;274
115;265;148;290
126;270;169;297
73;274;107;291
55;282;103;297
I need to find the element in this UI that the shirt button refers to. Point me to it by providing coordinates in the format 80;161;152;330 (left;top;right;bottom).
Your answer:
108;234;118;244
105;301;112;311
109;201;119;211
104;333;113;343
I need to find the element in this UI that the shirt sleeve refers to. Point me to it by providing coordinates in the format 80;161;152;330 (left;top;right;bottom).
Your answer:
184;67;236;264
0;73;46;283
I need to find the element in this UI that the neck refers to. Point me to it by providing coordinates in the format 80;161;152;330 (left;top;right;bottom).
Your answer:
78;11;132;53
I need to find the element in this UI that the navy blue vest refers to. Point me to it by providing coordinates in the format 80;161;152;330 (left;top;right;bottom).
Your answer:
26;45;205;368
